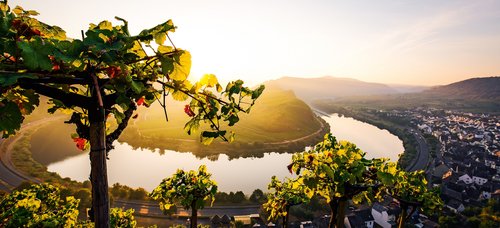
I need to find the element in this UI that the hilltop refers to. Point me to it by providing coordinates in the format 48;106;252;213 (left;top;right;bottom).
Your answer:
423;76;500;100
265;76;398;102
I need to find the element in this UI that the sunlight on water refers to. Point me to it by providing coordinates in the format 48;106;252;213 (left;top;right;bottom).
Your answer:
320;114;403;161
46;113;403;193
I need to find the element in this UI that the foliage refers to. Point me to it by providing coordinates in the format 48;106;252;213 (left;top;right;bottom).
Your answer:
150;165;217;212
0;1;264;145
287;133;440;227
249;189;265;203
377;165;443;214
110;208;137;228
263;176;310;222
445;199;500;228
0;183;79;227
288;133;383;204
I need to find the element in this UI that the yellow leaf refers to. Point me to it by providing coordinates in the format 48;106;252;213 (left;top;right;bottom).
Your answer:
171;90;188;101
170;51;191;81
98;33;110;43
158;45;174;54
130;41;146;58
72;60;83;68
13;6;23;15
200;74;218;87
154;32;166;45
163;203;173;210
0;3;9;12
27;10;39;16
337;149;346;157
98;20;113;30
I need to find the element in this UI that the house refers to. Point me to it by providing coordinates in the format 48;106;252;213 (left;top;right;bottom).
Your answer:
458;173;473;184
344;208;374;228
371;203;396;228
472;173;488;185
433;164;452;180
446;199;464;213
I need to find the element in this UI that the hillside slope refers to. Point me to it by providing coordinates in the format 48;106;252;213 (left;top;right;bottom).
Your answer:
118;86;329;157
424;76;500;100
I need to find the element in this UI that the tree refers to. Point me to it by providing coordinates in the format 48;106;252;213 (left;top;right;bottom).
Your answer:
263;176;310;228
288;133;385;228
150;165;217;228
249;189;265;203
0;2;264;226
377;164;442;228
0;183;80;227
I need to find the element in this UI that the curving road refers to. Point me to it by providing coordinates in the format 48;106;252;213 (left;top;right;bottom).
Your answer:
0;117;64;192
406;128;430;172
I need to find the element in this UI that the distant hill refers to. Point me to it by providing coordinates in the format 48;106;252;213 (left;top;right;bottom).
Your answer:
314;76;500;114
423;77;500;100
387;84;428;93
265;76;398;102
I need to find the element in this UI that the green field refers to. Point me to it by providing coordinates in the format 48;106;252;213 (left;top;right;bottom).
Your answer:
126;86;321;142
119;86;329;157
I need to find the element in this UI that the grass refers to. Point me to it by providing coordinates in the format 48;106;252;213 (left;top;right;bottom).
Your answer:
127;86;322;143
117;86;329;157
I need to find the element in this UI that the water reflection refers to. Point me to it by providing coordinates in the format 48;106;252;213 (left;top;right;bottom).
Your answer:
46;113;404;193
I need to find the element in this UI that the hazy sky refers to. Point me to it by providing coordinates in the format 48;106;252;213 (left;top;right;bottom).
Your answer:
10;0;500;86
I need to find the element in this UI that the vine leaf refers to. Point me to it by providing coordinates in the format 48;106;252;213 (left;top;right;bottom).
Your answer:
17;37;55;71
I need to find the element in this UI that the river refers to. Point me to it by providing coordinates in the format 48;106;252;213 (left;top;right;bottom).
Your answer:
41;113;403;194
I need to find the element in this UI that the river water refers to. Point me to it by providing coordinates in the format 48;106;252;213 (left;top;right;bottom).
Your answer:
44;113;403;193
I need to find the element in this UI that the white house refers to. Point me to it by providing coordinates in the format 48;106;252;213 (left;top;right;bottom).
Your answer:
458;174;473;184
472;175;488;185
371;203;395;228
446;199;465;213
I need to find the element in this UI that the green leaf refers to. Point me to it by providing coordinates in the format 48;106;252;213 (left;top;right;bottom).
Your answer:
0;73;37;86
17;37;55;71
321;164;334;179
130;80;145;94
227;114;239;126
252;85;265;99
160;56;174;75
0;102;23;138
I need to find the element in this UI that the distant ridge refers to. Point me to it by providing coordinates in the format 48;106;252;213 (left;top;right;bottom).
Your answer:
265;76;398;102
423;76;500;100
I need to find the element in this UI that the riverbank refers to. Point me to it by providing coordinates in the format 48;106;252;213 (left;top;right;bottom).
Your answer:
312;103;427;169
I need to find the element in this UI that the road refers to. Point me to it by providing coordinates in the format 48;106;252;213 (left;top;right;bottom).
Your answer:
406;128;430;172
0;117;63;192
114;200;260;218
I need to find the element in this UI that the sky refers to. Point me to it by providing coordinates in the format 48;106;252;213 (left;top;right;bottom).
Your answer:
10;0;500;86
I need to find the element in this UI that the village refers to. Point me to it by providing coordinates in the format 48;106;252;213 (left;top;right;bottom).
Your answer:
414;109;500;212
